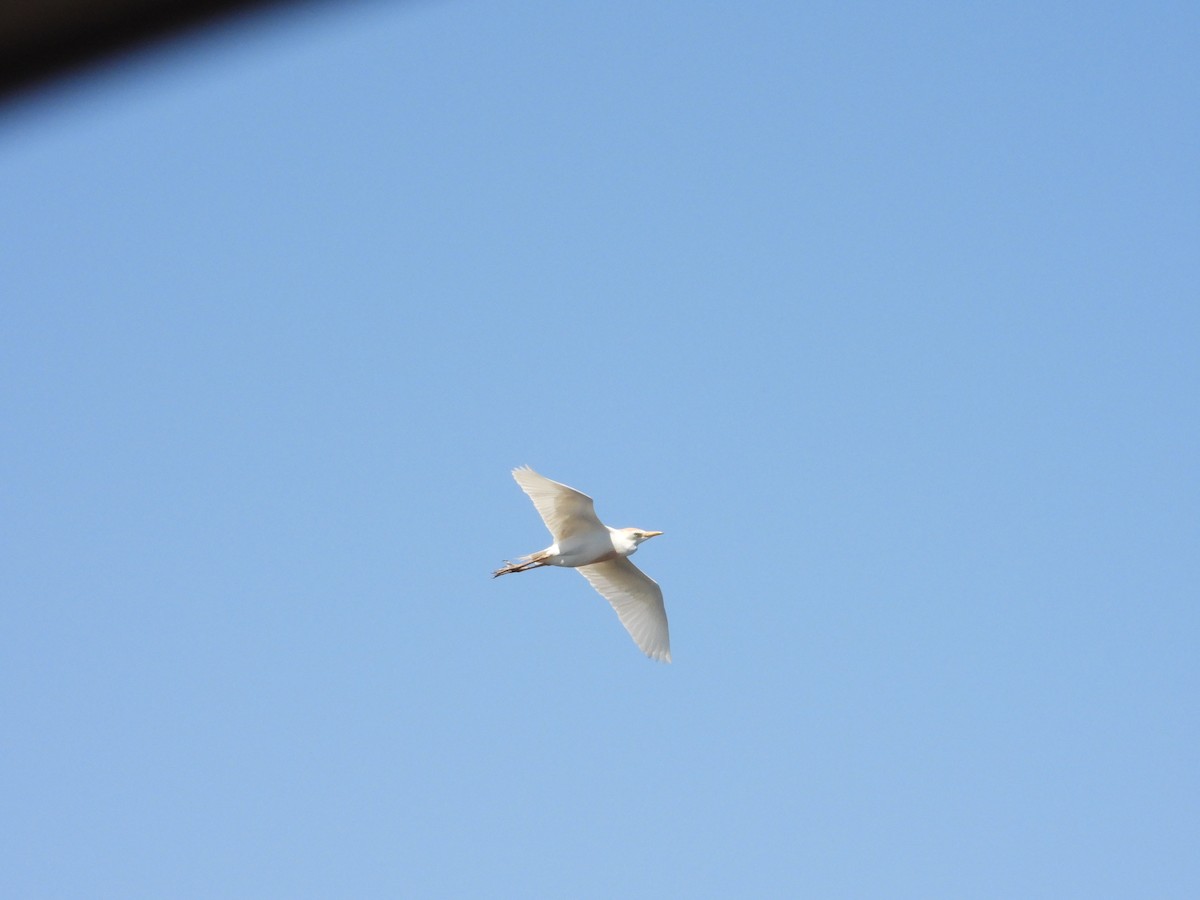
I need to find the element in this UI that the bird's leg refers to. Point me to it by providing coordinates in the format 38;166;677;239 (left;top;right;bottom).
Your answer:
492;559;548;578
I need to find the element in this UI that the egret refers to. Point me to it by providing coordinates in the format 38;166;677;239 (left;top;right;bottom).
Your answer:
493;466;671;662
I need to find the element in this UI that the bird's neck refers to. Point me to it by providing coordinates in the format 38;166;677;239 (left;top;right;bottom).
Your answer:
608;527;638;557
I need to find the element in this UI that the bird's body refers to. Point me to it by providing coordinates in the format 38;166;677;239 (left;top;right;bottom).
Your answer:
493;466;670;662
519;526;639;568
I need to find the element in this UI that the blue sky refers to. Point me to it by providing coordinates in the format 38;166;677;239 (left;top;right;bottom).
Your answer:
2;1;1197;896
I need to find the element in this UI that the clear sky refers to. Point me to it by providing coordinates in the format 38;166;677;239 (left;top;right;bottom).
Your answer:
2;1;1197;896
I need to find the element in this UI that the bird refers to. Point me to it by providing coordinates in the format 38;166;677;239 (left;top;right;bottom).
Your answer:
493;466;671;662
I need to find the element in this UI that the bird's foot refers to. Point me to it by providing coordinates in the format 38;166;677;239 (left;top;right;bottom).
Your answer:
492;559;545;577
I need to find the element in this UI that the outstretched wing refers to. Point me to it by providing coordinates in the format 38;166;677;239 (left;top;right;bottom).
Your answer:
577;558;671;663
512;466;606;542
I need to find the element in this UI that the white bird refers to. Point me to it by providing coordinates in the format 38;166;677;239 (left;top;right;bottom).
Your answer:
493;466;671;662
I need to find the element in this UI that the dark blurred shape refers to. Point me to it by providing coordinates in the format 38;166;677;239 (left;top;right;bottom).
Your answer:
0;0;296;104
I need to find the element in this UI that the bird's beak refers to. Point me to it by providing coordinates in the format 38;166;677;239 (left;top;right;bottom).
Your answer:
644;530;664;538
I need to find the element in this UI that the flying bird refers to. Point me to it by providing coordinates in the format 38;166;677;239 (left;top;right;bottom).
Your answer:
493;466;671;662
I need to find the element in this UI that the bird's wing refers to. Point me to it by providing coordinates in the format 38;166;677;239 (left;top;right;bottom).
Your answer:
577;558;671;663
512;466;606;541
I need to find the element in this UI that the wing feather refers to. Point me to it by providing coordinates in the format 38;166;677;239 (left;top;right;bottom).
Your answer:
512;466;606;542
577;558;671;663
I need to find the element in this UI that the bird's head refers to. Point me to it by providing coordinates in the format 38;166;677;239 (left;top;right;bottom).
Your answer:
628;528;663;545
